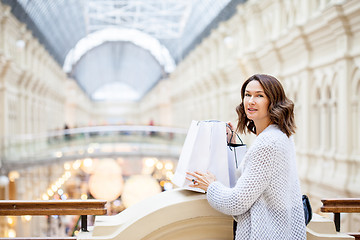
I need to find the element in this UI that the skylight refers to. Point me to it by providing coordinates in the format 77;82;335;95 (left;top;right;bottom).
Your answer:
63;27;176;74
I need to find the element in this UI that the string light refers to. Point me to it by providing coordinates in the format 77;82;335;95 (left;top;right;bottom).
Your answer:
21;215;32;222
156;162;163;170
47;189;54;196
81;194;88;200
42;193;49;200
65;171;71;178
166;171;174;180
7;229;16;238
55;152;63;158
8;171;20;182
144;157;157;168
83;158;93;167
164;162;173;170
72;160;81;170
7;217;14;225
51;184;58;192
64;162;71;170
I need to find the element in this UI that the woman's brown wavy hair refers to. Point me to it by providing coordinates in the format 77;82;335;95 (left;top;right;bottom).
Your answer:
236;74;296;137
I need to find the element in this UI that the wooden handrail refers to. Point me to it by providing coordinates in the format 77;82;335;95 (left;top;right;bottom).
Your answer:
321;198;360;236
0;200;107;233
321;198;360;213
0;200;107;215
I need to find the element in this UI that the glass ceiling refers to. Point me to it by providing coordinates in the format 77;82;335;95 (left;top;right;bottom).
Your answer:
2;0;246;101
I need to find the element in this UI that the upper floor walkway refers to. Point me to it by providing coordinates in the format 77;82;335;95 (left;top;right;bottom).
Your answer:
0;125;187;171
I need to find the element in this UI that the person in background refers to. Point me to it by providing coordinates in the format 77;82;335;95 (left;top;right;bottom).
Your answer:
64;123;71;141
187;74;306;239
149;119;156;137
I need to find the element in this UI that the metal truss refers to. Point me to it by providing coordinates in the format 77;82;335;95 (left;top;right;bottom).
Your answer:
85;0;193;39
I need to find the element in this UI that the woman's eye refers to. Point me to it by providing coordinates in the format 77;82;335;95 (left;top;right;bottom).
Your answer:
258;94;264;98
245;93;251;97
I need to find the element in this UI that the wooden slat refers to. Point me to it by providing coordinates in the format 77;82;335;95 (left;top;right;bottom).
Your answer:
0;200;107;216
321;198;360;213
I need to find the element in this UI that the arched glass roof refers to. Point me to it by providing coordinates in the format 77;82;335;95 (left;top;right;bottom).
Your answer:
63;27;176;74
2;0;246;101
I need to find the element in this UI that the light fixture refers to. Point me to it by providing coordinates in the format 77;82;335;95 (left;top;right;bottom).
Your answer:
166;171;174;180
121;175;161;208
82;158;97;174
88;159;124;201
8;171;20;182
55;152;63;158
51;185;58;192
224;36;234;49
42;194;49;200
72;160;81;170
156;162;163;170
7;216;14;225
64;162;71;170
65;171;71;179
83;158;93;167
47;189;54;196
164;182;173;191
16;39;25;48
0;175;9;186
164;162;173;170
21;215;32;222
144;157;157;168
7;229;16;238
56;181;62;188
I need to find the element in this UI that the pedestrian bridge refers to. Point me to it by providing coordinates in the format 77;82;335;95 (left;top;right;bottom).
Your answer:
0;125;187;171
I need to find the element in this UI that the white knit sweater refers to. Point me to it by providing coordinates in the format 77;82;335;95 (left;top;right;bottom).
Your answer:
207;125;306;239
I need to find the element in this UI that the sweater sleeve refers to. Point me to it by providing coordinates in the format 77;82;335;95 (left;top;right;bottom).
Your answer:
207;143;275;216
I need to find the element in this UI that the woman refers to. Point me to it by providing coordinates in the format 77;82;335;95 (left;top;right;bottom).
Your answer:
186;74;306;239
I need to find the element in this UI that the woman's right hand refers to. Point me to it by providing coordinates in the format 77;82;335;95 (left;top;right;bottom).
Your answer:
226;121;236;144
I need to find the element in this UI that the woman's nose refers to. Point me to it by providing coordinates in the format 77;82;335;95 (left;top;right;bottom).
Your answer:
248;96;255;105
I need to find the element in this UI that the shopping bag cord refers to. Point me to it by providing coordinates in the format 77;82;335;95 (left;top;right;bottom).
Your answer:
226;123;244;145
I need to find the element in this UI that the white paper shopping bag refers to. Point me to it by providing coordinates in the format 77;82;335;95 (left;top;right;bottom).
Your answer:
172;120;230;192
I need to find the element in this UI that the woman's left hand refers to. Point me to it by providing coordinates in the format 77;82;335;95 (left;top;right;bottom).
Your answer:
186;171;216;192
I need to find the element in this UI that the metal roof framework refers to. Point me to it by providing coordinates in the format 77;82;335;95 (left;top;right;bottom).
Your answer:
85;0;193;39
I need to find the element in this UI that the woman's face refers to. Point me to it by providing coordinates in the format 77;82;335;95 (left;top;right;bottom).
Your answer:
243;80;270;125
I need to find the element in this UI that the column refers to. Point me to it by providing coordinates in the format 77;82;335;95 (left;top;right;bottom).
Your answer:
0;71;8;141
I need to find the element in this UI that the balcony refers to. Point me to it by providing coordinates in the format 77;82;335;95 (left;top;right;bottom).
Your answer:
0;126;358;239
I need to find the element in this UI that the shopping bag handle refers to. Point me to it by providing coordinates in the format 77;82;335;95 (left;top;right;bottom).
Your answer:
226;124;246;169
197;120;245;145
226;123;244;145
